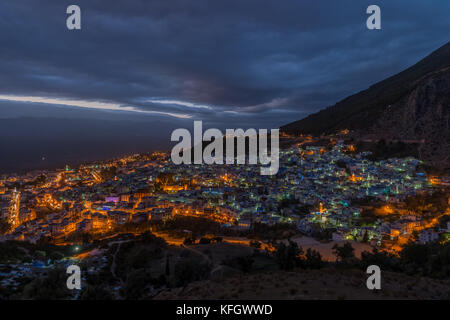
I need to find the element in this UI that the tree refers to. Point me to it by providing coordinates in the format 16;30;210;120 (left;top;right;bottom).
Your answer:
304;248;323;269
360;248;400;271
274;240;303;270
332;242;355;262
22;267;71;300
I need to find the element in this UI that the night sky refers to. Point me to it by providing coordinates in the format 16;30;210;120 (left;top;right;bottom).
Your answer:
0;0;449;171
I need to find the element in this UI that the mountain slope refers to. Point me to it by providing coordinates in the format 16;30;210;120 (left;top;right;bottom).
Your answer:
155;268;450;300
281;42;450;167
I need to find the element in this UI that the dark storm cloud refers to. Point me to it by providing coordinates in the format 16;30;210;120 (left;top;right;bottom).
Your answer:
0;0;449;127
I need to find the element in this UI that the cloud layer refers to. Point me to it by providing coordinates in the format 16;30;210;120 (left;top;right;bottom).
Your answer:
0;0;449;128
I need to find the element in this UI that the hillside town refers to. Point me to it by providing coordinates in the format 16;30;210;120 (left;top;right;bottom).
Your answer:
1;138;449;255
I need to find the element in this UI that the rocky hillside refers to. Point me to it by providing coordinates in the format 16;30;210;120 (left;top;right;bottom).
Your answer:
155;268;450;300
281;42;450;168
371;67;450;168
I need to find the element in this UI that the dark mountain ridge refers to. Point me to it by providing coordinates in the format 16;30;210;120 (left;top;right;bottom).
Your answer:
281;42;450;168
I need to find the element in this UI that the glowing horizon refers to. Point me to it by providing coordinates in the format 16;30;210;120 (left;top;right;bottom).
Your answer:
147;99;212;110
0;94;192;119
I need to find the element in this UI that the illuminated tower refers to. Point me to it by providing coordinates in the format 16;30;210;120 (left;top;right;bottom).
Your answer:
9;188;20;228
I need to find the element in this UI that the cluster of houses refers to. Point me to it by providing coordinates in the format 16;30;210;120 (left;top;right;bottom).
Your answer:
0;141;448;248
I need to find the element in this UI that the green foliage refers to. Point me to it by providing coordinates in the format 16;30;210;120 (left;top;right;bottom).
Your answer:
360;248;401;271
303;248;323;269
0;241;71;264
21;267;72;300
358;242;450;279
332;242;355;262
400;242;450;278
274;240;303;270
400;243;431;265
